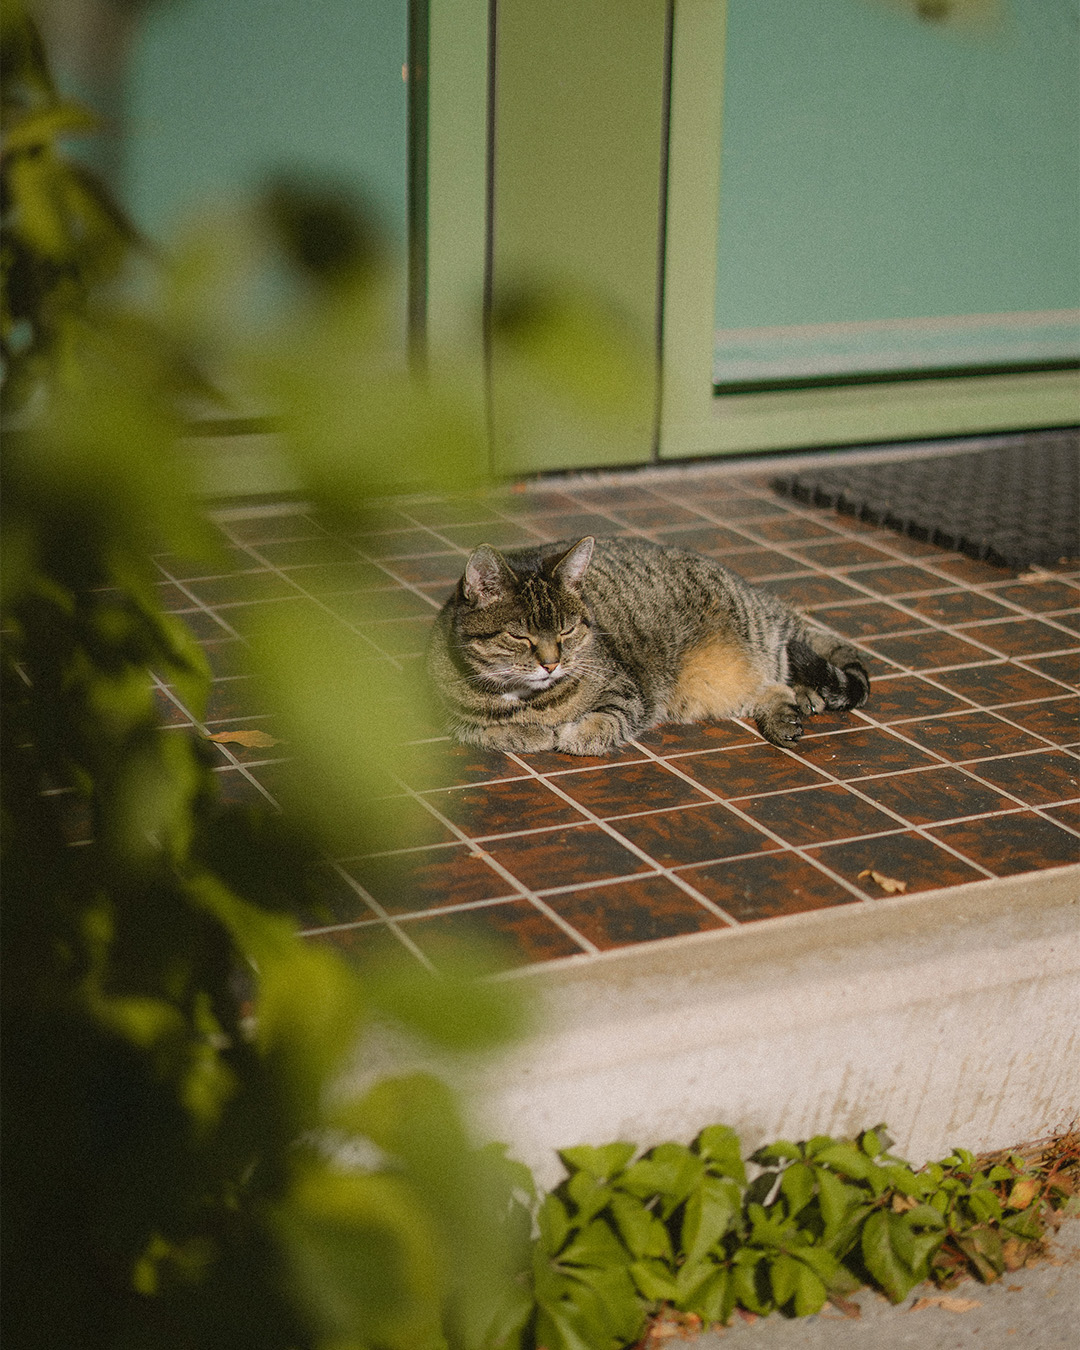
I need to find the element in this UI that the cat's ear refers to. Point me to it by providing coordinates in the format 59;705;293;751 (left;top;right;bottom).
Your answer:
463;544;513;607
553;536;594;590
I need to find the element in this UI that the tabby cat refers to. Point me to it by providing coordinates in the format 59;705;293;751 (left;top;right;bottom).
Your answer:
426;536;869;755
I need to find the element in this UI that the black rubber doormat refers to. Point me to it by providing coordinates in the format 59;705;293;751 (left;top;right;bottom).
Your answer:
772;429;1079;570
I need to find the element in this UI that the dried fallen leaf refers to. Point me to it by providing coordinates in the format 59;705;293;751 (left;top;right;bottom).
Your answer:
858;868;908;894
205;729;281;748
827;1294;862;1319
1006;1176;1040;1210
909;1295;981;1313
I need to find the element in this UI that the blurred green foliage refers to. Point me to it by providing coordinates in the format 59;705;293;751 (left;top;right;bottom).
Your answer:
1;4;528;1347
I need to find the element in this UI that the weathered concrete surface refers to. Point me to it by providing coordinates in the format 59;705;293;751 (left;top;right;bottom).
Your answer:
688;1214;1080;1349
473;866;1080;1189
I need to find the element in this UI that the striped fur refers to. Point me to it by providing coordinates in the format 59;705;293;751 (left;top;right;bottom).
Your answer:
427;536;869;755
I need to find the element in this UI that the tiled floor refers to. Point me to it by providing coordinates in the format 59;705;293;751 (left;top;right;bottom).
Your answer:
152;455;1080;973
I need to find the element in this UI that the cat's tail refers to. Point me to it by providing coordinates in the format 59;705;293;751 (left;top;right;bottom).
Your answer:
785;631;870;714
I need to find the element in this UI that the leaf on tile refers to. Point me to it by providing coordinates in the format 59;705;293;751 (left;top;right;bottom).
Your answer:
206;729;281;748
858;868;908;895
908;1295;981;1313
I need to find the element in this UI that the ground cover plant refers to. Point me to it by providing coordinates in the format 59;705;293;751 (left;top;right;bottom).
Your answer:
505;1125;1079;1350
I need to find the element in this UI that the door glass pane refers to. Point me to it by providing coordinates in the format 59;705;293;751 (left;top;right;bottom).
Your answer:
714;0;1080;389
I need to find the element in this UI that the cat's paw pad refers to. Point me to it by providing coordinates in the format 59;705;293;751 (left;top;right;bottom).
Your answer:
757;702;804;748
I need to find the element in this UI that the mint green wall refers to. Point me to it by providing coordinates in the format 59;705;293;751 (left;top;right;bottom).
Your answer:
126;0;409;247
715;0;1080;330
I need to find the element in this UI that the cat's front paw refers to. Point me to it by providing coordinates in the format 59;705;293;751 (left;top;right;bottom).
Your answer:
555;712;624;756
756;700;804;748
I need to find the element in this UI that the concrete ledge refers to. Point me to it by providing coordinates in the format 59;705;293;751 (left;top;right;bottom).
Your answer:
472;866;1080;1186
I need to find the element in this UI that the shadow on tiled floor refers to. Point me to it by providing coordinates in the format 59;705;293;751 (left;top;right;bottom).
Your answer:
151;457;1080;973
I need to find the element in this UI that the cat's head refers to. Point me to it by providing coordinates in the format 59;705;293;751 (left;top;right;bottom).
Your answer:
451;537;595;693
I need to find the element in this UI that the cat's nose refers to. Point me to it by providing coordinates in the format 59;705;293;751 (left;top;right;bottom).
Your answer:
541;661;559;673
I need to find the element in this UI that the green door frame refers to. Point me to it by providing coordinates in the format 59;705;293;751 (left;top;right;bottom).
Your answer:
426;0;1080;472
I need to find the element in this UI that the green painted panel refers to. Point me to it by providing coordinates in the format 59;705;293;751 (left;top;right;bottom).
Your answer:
714;0;1080;383
490;0;668;472
126;0;409;250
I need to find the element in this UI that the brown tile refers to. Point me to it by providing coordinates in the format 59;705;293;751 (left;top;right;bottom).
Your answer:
153;687;194;726
186;571;299;607
853;565;950;596
391;742;528;791
1042;801;1080;833
1024;652;1080;689
572;484;663;509
749;516;840;544
811;601;927;639
156;580;200;612
613;802;779;867
957;618;1078;658
930;812;1080;876
964;749;1080;806
636;720;761;754
934;662;1070;707
855;767;1019;825
253;536;367;567
384;553;468;585
279;560;393;594
865;674;974;722
996;697;1080;745
515;742;650;773
545;875;726;949
497;489;583;516
403;498;505;528
202;676;261;722
678;743;829;798
809;832;986;895
792;539;898;569
226;513;321;544
761;575;871;607
866;630;995;671
179;609;236;640
155;546;254;580
213;766;274;807
550;760;709;818
199;639;250;680
653;524;754;553
703;496;790;520
932;556;1015;584
907;590;1016;624
518;513;622;540
991;579;1080;613
485;822;653;889
1051;611;1080;635
876;532;948;558
305;922;420;969
898;710;1045;762
324;588;436;622
341;845;516;915
798;726;938;780
422;777;586;837
715;548;813;580
685;852;858;922
356;527;455;558
613;503;708;529
360;616;436;658
401;900;587;969
735;783;902;846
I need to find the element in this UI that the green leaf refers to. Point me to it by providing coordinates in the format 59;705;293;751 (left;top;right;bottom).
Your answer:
769;1251;800;1306
957;1227;1004;1283
965;1186;1004;1225
792;1260;829;1316
750;1139;802;1165
559;1141;637;1182
608;1192;672;1261
565;1169;615;1225
694;1124;747;1183
816;1167;863;1234
780;1161;816;1217
559;1218;630;1271
629;1258;677;1302
731;1252;770;1315
618;1151;702;1213
860;1210;919;1302
814;1142;876;1182
538;1194;572;1255
681;1176;739;1266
